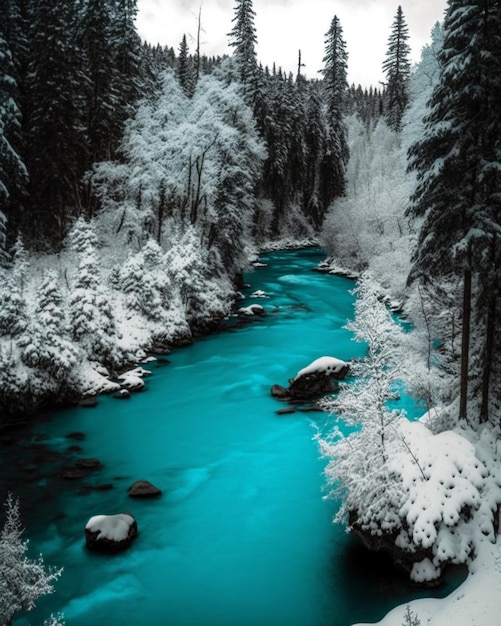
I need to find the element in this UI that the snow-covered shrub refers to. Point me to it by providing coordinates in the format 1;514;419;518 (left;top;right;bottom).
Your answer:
318;275;501;582
0;494;63;625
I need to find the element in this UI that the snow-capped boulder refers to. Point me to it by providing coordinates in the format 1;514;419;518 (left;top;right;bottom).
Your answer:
128;480;162;498
250;290;269;298
117;370;145;391
294;356;349;380
272;356;349;403
237;304;266;317
85;513;138;553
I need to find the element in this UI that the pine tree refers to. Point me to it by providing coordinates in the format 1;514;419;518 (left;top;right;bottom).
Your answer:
0;494;63;626
320;15;349;209
407;0;501;423
228;0;259;104
0;27;27;216
22;271;78;383
302;82;325;226
78;0;122;169
68;218;120;367
382;6;411;132
111;0;143;119
24;0;89;248
177;34;195;97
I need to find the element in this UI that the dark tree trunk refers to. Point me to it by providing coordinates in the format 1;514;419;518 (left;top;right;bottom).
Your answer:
459;267;472;421
480;288;497;423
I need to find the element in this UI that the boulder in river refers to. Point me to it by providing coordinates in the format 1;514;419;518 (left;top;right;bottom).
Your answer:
128;479;162;498
85;513;138;553
272;356;350;403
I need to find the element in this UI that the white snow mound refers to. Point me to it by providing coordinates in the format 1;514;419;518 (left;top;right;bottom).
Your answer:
85;514;135;542
294;356;348;380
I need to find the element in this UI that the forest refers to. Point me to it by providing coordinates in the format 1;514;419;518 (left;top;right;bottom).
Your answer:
1;0;501;625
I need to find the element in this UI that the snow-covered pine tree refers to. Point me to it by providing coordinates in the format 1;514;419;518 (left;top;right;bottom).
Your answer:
0;26;27;218
320;15;349;209
22;271;79;384
120;239;171;323
0;494;63;626
407;0;501;423
68;218;120;368
382;5;411;132
228;0;259;104
0;274;27;338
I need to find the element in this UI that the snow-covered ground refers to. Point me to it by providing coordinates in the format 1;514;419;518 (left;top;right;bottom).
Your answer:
354;536;501;626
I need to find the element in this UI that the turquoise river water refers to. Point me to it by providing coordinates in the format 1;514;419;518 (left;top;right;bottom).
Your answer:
2;248;464;626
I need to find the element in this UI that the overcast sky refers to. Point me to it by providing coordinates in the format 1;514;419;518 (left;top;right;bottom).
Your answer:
136;0;448;87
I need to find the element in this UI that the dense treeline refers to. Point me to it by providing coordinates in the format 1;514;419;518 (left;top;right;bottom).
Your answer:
1;0;499;434
0;0;384;254
0;0;384;419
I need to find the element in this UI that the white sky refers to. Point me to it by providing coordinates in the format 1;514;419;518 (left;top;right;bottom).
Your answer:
136;0;448;88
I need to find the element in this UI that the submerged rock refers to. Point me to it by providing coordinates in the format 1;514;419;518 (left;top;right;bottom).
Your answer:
85;513;138;553
128;479;162;498
75;458;102;470
79;396;98;408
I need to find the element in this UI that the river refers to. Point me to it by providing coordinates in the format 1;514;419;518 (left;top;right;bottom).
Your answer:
3;248;463;626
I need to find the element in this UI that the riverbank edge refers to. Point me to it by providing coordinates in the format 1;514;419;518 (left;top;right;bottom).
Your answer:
0;240;322;429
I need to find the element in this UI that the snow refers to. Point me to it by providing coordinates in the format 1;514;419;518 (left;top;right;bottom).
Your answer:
237;304;265;316
294;356;348;380
350;413;501;626
85;514;135;542
352;537;501;626
250;290;269;298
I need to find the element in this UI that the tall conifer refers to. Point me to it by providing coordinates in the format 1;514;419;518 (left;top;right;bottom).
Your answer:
228;0;259;103
320;16;349;209
382;6;411;132
407;0;501;422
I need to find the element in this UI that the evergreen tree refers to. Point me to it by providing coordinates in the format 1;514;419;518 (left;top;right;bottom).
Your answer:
177;34;195;97
78;0;122;169
24;0;89;248
22;271;78;383
0;26;27;219
407;0;501;423
68;218;120;367
112;0;143;117
228;0;259;103
382;6;411;132
320;15;349;209
302;82;325;226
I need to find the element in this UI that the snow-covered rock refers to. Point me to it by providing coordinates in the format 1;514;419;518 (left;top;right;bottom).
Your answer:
237;304;266;317
117;367;151;391
250;290;269;298
85;513;138;553
294;356;349;381
272;356;349;403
